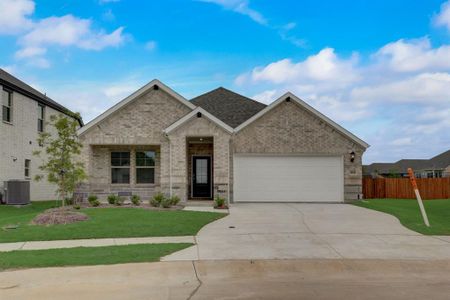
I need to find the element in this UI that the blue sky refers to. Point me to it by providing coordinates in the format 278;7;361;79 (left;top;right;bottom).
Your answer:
1;0;449;164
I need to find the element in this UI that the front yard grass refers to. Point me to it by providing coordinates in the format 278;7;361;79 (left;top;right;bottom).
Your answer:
0;243;192;270
0;201;225;243
354;198;450;235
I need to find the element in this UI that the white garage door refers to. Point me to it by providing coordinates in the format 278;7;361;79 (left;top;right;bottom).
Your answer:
233;155;343;202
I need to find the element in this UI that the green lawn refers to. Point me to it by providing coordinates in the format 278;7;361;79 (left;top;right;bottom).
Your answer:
354;199;450;235
0;201;225;243
0;243;192;270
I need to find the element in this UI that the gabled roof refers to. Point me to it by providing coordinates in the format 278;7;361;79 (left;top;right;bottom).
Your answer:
0;68;83;126
363;149;450;175
191;87;266;128
430;149;450;169
164;107;234;134
78;79;196;135
234;92;370;149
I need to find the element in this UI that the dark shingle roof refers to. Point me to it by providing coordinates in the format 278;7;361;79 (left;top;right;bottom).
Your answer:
430;150;450;169
191;87;266;128
0;68;83;126
363;149;450;175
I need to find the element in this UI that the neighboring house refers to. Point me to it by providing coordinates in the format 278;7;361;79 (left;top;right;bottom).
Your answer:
0;68;83;201
77;80;369;203
363;149;450;178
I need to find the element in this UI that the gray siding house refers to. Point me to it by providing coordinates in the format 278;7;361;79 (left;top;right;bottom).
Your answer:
0;68;83;201
77;80;368;203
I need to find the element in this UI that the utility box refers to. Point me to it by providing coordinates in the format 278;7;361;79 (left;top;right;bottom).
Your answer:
3;180;30;205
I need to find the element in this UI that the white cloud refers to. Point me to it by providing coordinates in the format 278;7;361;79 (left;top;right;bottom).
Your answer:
14;46;46;59
351;72;450;104
434;0;450;31
199;0;267;25
0;0;34;34
235;34;450;163
390;137;413;146
1;1;126;67
247;48;360;85
252;89;278;104
19;15;124;51
375;38;450;72
145;40;157;51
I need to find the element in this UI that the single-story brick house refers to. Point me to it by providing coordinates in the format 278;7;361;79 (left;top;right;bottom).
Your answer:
77;80;369;203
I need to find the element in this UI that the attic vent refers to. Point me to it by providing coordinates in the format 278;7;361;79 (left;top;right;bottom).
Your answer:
197;112;202;118
286;97;291;102
153;84;159;90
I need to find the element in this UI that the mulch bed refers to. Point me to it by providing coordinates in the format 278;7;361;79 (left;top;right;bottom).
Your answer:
78;202;185;211
31;207;89;226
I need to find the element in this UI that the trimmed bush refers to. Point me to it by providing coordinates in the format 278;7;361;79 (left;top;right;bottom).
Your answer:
115;196;125;206
88;195;100;207
131;195;141;206
150;193;165;207
169;195;180;206
107;194;117;205
161;198;172;208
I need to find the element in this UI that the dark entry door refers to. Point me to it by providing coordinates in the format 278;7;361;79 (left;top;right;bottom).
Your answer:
192;156;212;198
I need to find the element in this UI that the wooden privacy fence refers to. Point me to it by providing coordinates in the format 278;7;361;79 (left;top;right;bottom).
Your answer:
363;177;450;199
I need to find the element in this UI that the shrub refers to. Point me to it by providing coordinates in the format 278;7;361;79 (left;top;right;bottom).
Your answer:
131;195;141;206
88;195;98;206
150;193;165;207
107;194;117;205
115;196;125;206
169;195;180;206
161;197;172;208
73;204;81;210
215;196;225;208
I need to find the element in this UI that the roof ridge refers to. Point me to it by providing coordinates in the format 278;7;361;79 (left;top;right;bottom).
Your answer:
191;86;267;107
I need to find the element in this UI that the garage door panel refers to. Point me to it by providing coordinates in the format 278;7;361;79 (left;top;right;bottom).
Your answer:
233;155;343;202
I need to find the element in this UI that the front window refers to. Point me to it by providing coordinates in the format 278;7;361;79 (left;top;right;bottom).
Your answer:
111;152;130;184
2;88;13;123
38;104;45;132
25;159;31;178
136;151;155;184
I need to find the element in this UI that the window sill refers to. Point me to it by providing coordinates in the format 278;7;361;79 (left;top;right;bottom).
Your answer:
2;120;13;126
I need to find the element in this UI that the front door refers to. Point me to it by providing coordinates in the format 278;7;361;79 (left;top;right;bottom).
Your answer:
192;156;212;198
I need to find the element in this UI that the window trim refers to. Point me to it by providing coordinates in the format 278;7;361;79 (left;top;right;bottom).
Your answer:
38;104;45;132
111;151;131;184
2;88;13;124
25;159;31;178
135;150;156;184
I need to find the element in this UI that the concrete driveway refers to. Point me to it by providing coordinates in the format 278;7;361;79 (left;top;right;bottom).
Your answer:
163;203;450;261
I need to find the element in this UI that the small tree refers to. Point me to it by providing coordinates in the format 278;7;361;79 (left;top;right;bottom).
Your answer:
34;114;86;206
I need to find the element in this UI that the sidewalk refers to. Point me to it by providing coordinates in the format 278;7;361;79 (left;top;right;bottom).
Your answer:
0;236;194;252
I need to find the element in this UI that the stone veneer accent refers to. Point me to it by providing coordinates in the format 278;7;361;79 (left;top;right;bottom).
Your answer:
79;87;365;203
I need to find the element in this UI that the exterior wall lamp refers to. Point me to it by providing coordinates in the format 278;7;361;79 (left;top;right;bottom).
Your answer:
350;151;355;163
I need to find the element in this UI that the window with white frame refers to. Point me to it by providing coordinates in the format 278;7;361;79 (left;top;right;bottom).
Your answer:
111;152;130;184
38;104;45;132
136;151;155;184
2;88;13;123
25;159;31;178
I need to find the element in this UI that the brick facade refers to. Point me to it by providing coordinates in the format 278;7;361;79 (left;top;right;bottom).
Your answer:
233;100;365;201
78;85;365;203
0;86;79;201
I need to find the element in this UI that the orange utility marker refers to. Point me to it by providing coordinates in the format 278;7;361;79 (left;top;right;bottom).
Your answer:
407;168;430;227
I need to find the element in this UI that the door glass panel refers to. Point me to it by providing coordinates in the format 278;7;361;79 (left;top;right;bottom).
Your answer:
196;159;208;184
